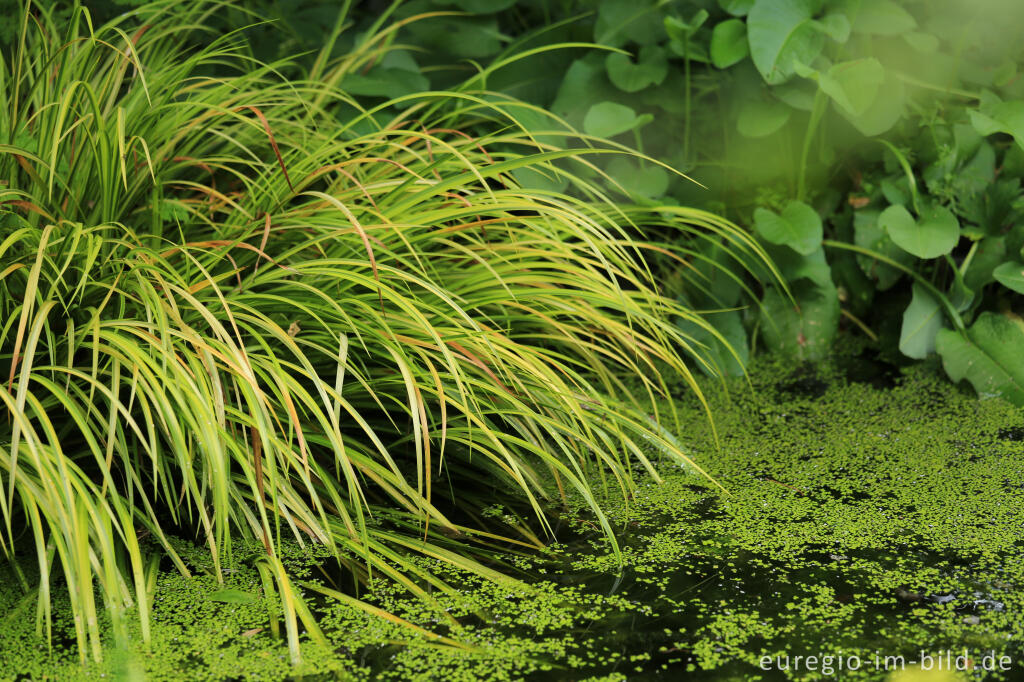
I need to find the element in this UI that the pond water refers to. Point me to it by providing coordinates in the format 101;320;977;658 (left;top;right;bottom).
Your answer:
2;344;1023;681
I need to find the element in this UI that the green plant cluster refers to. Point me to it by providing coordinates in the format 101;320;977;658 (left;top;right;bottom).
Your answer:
184;0;1024;405
0;0;776;665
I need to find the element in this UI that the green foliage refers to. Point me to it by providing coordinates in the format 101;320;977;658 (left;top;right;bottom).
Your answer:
898;283;942;359
936;313;1024;404
0;0;774;665
753;200;822;255
879;204;960;260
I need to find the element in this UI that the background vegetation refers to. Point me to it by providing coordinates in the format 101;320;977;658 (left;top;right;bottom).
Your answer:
0;0;778;664
63;0;1021;399
3;0;1024;670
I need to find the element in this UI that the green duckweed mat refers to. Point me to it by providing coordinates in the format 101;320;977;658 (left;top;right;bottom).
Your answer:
3;346;1023;681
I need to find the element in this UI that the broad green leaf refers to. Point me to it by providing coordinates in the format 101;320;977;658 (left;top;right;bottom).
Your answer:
880;204;959;259
406;15;505;58
606;46;669;93
840;69;905;136
692;240;745;307
993;261;1024;294
937;313;1024;405
818;58;884;116
551;57;616;126
597;0;664;47
747;0;825;84
678;309;748;377
953;142;996;199
880;177;910;207
831;250;875;313
815;13;850;43
736;98;792;137
854;209;914;290
583;101;650;138
209;589;258;604
963;237;1006;291
848;0;916;36
903;31;939;53
639;71;689;113
764;243;832;286
341;69;430;99
511;166;570;194
773;78;818;110
969;95;1024;151
606;158;669;199
899;283;943;359
753;200;822;255
710;19;749;69
760;280;840;361
718;0;755;16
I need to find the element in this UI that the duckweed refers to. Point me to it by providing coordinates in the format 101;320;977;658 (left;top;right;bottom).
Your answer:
3;343;1022;680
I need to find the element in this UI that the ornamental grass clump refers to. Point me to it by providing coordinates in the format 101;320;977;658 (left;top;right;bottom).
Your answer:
0;0;774;663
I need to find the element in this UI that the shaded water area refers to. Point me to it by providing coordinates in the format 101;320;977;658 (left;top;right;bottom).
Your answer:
3;344;1024;680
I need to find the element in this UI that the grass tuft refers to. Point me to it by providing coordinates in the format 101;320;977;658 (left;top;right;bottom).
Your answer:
0;0;775;662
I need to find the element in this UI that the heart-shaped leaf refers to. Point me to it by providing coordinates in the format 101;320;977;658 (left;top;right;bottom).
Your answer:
736;98;792;137
853;210;914;290
818;58;884;117
583;101;651;138
606;157;669;199
993;261;1024;294
880;204;959;259
899;283;943;359
937;312;1024;405
840;69;904;136
710;19;749;69
552;57;619;126
747;0;825;85
606;46;669;93
754;200;822;255
718;0;754;16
